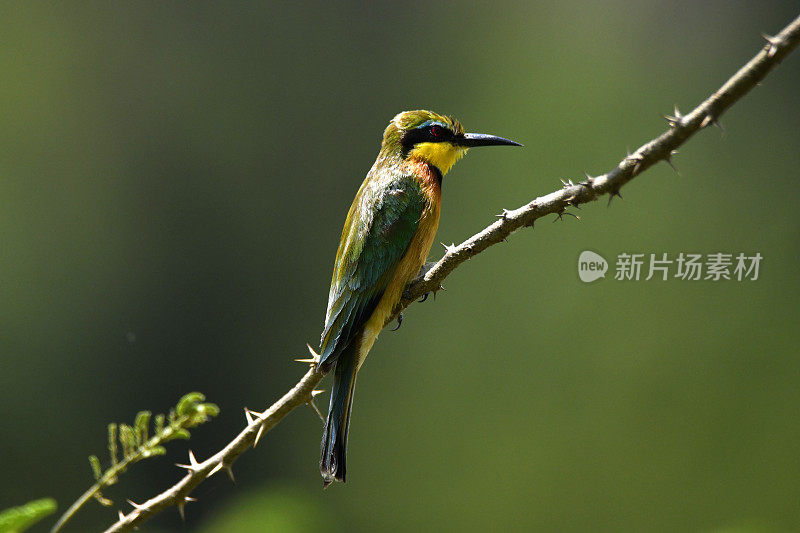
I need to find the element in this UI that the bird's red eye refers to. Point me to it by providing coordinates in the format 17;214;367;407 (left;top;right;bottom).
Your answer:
431;125;442;137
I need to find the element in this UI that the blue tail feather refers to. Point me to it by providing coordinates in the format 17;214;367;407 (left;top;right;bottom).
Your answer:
320;342;358;486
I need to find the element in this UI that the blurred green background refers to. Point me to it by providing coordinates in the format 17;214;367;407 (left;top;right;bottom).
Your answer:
2;2;799;532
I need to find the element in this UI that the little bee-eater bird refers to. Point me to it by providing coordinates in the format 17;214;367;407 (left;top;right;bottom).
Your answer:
318;110;521;486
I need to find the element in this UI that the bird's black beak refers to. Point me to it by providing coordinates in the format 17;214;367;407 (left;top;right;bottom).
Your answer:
456;132;523;148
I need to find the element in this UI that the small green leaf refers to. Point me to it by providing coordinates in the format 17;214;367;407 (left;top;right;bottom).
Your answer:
149;445;167;456
119;425;136;459
135;411;151;445
0;498;57;533
203;403;220;417
176;392;205;417
193;402;220;422
88;455;102;481
107;424;118;466
164;428;191;441
154;413;165;434
92;492;113;507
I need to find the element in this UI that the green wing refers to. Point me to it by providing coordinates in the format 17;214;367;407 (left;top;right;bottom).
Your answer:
319;173;426;369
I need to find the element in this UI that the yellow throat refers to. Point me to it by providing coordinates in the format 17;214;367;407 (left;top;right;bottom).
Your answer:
409;142;468;175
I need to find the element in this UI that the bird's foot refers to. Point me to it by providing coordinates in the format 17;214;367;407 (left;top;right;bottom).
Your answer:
403;261;438;301
390;312;403;331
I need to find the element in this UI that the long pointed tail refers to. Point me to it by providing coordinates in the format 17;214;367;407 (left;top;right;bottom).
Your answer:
320;346;358;487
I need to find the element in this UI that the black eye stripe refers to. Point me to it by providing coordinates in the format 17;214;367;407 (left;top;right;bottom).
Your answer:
401;123;453;151
427;124;452;141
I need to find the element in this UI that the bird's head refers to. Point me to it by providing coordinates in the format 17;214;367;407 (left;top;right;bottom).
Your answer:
381;110;521;175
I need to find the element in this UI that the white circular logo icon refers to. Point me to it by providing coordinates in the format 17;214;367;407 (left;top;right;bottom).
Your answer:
578;251;608;282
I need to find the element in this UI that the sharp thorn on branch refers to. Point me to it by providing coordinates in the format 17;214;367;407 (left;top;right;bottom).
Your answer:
307;396;325;422
761;33;780;57
665;150;680;174
225;464;236;484
663;114;680;127
295;344;321;366
208;462;224;478
700;114;724;133
433;284;445;300
253;422;266;448
607;189;623;207
176;450;201;472
127;500;145;511
663;105;683;127
177;496;196;522
175;462;194;472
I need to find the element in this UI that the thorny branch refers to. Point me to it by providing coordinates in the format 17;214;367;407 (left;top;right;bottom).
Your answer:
103;15;800;533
